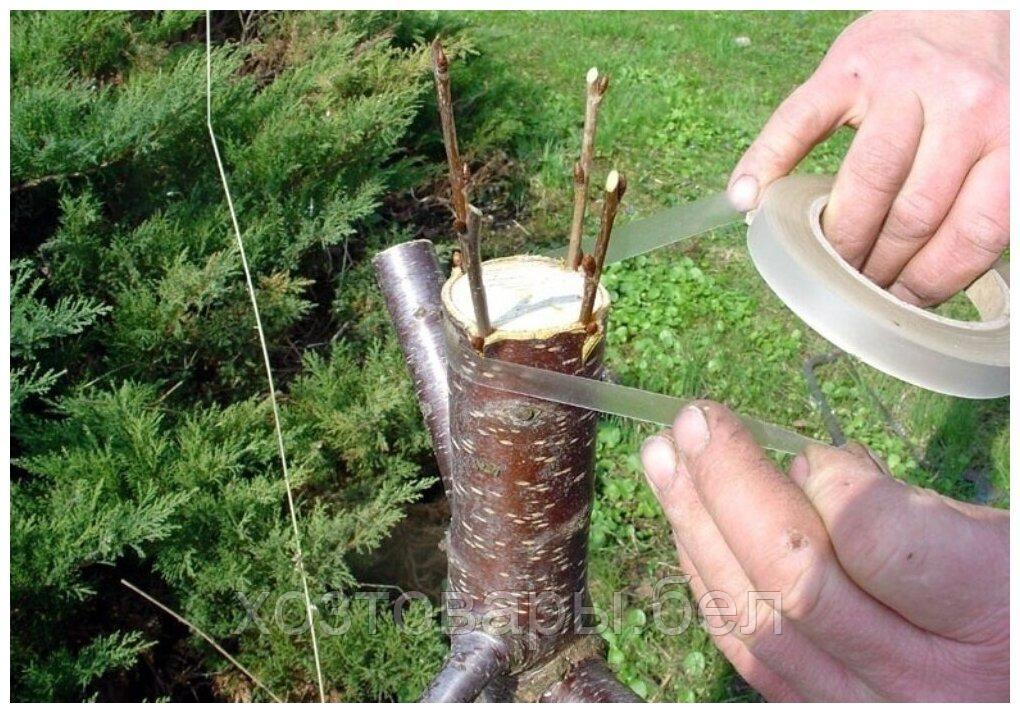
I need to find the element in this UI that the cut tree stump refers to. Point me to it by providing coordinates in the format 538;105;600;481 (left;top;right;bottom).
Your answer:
375;243;640;703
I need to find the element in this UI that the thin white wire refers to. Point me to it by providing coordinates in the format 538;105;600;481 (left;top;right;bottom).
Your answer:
205;12;326;702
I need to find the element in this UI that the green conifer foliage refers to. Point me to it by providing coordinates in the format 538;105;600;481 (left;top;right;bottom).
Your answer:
10;10;461;701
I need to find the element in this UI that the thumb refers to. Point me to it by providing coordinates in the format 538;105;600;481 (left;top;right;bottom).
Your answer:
791;443;1008;643
728;75;850;211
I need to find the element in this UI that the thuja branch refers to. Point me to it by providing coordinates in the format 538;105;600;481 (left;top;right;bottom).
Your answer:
566;67;610;270
579;169;626;324
431;39;469;231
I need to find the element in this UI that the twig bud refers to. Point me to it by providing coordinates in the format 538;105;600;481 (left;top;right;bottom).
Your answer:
566;66;612;270
573;161;585;186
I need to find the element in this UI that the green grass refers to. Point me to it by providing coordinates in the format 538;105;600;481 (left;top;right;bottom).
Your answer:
447;10;1010;702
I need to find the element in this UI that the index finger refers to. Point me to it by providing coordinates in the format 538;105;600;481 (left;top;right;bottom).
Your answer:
671;402;937;694
728;74;852;211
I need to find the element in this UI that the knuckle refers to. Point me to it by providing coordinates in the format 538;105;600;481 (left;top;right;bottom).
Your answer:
838;483;933;582
779;564;828;624
846;135;911;195
961;209;1009;258
696;587;743;633
883;190;942;244
774;85;827;140
727;598;777;654
956;70;1006;116
842;525;908;583
758;529;830;623
747;134;787;168
895;275;940;307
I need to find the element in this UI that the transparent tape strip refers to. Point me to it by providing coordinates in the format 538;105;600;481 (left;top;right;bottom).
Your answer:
446;324;819;455
542;191;742;265
465;191;815;454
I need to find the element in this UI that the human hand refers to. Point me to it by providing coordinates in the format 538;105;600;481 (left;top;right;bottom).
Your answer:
728;11;1009;307
640;402;1009;701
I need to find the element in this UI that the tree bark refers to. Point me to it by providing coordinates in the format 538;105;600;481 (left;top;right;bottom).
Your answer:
372;240;453;489
420;631;510;702
375;243;641;703
540;657;643;703
440;255;609;670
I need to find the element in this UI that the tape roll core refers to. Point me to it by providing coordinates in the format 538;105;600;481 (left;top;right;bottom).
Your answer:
748;175;1009;399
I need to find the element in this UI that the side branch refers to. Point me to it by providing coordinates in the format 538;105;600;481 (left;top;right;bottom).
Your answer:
372;239;453;490
420;632;511;703
539;657;642;703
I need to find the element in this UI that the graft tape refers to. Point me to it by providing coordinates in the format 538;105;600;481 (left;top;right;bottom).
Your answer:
439;173;1008;458
543;191;742;265
748;175;1009;399
445;322;819;455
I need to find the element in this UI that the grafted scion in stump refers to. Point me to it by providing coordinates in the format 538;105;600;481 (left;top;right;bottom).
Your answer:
443;257;609;670
375;41;640;703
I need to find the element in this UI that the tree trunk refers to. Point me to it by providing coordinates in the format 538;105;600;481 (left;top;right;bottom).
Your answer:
441;255;608;669
375;242;641;703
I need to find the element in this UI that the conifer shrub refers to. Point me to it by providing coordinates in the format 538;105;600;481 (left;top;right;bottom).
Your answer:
9;10;495;701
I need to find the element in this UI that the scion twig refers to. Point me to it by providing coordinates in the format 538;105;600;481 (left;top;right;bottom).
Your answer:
579;170;626;325
460;205;493;339
566;67;610;270
431;39;469;232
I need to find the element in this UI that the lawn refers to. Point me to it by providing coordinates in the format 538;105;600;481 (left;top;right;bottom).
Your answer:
445;10;1010;701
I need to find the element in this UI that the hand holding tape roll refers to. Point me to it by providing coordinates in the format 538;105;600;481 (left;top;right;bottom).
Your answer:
472;173;1008;454
748;174;1008;399
380;174;1008;460
547;173;1008;402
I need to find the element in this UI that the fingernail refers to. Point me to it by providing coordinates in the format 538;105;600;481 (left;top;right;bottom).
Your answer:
727;174;759;212
788;453;810;487
641;435;677;494
674;406;710;459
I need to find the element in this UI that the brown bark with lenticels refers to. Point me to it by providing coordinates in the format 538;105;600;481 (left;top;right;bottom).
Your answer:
372;240;453;490
540;657;643;703
376;246;642;702
439;256;613;688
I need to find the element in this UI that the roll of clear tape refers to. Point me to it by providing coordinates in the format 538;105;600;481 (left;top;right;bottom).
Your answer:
748;174;1009;399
